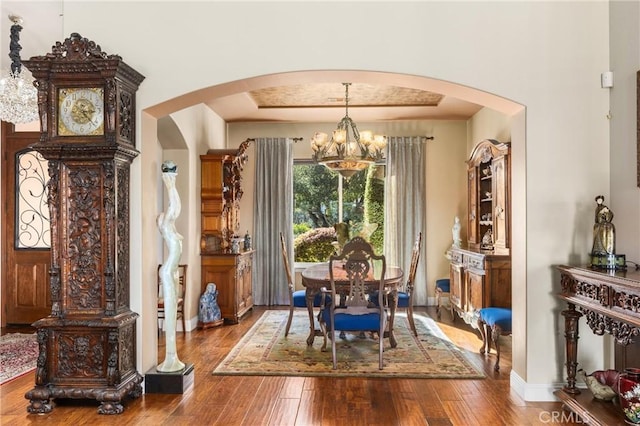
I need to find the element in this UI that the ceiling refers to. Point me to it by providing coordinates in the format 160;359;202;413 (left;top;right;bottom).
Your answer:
206;83;482;123
1;2;483;123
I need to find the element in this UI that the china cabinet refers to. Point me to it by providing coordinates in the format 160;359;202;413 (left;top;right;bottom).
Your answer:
467;139;510;255
200;141;253;323
449;139;511;326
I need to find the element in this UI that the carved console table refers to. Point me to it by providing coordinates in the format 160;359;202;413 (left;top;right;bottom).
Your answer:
555;265;640;425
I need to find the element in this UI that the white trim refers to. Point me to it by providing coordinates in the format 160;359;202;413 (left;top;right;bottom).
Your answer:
509;370;586;402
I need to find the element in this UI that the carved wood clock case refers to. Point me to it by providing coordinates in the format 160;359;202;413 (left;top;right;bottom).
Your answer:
22;33;145;415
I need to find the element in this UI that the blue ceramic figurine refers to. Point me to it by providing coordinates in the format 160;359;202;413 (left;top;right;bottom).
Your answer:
198;283;222;327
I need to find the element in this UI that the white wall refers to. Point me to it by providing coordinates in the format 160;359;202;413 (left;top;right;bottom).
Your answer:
163;106;226;330
610;1;640;266
51;0;622;400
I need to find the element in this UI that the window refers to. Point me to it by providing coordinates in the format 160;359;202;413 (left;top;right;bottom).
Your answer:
293;161;384;262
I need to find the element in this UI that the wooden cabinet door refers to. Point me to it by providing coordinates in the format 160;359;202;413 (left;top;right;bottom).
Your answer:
486;259;512;308
202;258;237;322
449;262;464;310
242;258;253;309
467;167;478;246
492;155;509;252
466;269;485;314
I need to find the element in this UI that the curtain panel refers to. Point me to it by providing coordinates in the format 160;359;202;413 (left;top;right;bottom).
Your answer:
253;138;293;306
384;136;427;306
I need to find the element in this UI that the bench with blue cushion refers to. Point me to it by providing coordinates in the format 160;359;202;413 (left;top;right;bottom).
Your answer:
477;307;512;371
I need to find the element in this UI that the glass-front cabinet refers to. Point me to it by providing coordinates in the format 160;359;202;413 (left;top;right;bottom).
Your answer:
449;139;511;326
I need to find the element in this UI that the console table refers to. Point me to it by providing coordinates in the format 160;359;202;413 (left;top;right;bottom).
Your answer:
556;265;640;425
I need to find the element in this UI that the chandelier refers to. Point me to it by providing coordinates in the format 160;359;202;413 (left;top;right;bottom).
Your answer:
0;15;38;124
310;83;387;178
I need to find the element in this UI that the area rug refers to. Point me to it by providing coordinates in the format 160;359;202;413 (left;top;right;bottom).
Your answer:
212;310;485;378
0;333;38;385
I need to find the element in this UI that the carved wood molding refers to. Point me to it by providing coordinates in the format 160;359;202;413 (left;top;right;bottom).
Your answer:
580;307;640;346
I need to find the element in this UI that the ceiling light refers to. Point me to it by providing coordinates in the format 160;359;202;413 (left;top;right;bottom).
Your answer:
310;83;386;178
0;15;38;124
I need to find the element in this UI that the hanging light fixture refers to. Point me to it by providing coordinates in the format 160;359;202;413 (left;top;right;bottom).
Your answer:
310;83;387;178
0;15;38;124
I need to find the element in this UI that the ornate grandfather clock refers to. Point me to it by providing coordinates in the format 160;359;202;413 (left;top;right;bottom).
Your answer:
22;33;145;415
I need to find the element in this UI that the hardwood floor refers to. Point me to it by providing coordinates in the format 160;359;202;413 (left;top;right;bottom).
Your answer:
1;307;579;425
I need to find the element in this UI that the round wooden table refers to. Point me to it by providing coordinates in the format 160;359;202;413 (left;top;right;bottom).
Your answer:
301;263;404;347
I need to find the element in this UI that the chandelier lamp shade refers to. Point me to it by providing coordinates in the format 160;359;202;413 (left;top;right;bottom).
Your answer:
310;83;387;178
0;15;38;124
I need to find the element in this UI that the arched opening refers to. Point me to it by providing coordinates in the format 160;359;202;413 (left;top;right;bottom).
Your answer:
137;70;527;381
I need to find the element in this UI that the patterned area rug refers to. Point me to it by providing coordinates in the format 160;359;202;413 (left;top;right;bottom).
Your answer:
0;333;38;385
212;310;485;378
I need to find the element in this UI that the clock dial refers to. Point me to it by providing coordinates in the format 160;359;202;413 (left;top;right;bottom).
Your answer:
58;88;104;136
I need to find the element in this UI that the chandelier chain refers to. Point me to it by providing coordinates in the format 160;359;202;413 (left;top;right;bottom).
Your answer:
0;15;39;124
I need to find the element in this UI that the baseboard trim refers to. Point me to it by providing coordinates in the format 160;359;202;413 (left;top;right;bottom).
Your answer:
510;370;585;401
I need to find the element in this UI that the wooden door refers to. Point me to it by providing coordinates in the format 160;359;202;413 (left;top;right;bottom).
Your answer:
449;261;464;311
1;122;51;325
466;269;485;314
492;155;509;252
466;167;478;246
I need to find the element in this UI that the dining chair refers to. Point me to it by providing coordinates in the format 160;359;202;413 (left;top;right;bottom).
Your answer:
280;232;329;337
318;236;387;370
157;264;187;335
369;232;422;336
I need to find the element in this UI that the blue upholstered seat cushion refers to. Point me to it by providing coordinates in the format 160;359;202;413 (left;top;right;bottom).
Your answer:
320;307;383;331
368;291;410;307
435;278;450;292
292;290;331;307
479;307;512;332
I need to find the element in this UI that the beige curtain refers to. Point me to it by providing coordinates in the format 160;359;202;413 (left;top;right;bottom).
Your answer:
384;136;427;306
253;138;293;306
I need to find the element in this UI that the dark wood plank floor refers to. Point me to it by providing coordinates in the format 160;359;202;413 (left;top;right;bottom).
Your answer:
1;307;579;425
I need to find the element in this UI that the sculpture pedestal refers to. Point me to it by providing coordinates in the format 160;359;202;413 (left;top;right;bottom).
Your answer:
144;363;194;394
590;253;626;270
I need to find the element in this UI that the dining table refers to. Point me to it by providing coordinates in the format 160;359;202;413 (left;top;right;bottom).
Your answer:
300;262;404;348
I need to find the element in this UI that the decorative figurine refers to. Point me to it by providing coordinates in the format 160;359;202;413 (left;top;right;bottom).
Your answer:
198;283;223;329
590;195;625;269
157;160;185;372
452;216;461;248
480;229;493;250
592;195;615;256
244;231;251;251
231;237;240;254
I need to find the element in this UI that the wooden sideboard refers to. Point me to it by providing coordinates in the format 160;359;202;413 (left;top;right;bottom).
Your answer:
555;265;640;425
448;139;512;326
201;251;253;324
200;141;253;323
449;247;511;326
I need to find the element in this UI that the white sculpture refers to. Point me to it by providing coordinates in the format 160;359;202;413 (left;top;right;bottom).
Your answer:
452;216;462;248
156;160;185;372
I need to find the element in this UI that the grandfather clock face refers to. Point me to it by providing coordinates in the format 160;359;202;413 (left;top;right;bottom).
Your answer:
57;87;105;136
